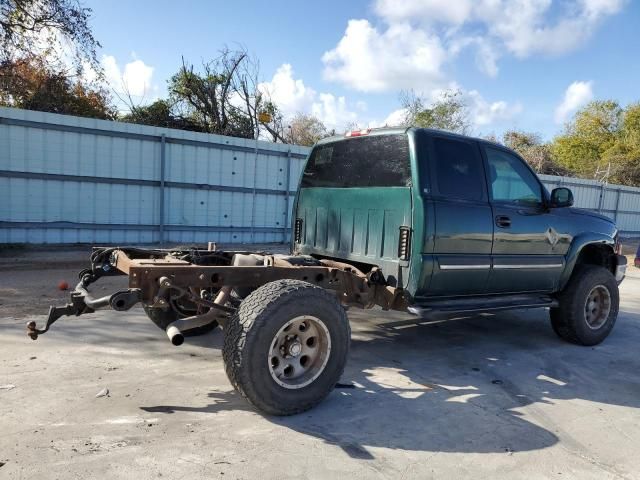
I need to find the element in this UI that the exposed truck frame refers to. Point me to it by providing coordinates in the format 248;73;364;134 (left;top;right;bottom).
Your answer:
29;245;406;345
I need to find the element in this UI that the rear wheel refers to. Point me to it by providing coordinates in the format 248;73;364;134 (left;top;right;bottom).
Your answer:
550;265;619;345
223;279;350;415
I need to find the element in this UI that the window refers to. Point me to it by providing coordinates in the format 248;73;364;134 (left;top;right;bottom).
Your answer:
485;147;542;205
300;134;411;188
433;137;484;201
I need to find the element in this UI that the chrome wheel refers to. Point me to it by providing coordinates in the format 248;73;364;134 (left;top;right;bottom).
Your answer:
584;284;611;330
268;315;331;389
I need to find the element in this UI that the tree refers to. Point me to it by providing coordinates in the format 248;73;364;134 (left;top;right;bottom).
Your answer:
503;130;569;175
285;113;329;146
400;89;470;134
1;0;100;71
603;103;640;186
121;99;204;131
551;101;626;181
166;48;276;140
0;54;115;118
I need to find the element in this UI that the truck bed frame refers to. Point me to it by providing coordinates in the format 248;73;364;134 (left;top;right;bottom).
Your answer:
28;246;407;343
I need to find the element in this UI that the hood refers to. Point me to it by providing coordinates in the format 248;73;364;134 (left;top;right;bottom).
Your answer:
569;208;615;225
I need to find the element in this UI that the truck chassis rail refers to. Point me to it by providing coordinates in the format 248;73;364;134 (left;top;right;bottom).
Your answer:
29;246;407;343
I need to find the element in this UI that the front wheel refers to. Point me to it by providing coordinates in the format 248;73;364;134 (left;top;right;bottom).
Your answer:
223;279;350;415
550;265;619;346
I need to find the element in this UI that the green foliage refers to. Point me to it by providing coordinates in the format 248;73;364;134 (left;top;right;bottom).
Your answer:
124;49;332;145
400;89;470;134
0;55;115;119
551;134;601;175
503;130;569;175
164;50;261;138
551;100;640;185
621;103;640;147
121;100;204;131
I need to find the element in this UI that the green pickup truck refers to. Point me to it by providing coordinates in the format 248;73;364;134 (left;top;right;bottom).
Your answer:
36;127;627;415
293;128;627;343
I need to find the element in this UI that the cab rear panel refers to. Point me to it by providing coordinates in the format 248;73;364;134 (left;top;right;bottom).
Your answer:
292;131;414;289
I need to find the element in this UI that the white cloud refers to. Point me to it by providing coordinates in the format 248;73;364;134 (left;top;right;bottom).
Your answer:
102;54;155;100
259;63;362;130
375;89;521;132
311;94;359;129
465;90;522;127
325;1;626;89
374;0;473;25
322;19;446;92
479;0;626;58
258;64;316;117
554;81;594;124
382;108;408;127
449;36;500;78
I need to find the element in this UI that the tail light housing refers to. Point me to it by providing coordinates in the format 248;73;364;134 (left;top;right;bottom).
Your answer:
614;234;621;255
398;226;411;261
294;218;303;244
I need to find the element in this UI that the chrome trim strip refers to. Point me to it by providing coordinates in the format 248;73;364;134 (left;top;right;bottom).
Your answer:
493;264;564;269
439;264;491;270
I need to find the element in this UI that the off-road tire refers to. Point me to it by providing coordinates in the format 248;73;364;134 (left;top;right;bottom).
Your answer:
143;306;218;337
550;265;619;346
223;279;350;416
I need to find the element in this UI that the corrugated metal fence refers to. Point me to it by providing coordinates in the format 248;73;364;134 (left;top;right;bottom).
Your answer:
0;107;309;245
539;174;640;236
1;107;639;244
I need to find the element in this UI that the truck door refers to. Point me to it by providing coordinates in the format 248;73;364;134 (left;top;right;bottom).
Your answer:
423;134;493;296
481;145;566;292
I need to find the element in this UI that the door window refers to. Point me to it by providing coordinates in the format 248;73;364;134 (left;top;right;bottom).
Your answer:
484;147;542;205
432;137;484;201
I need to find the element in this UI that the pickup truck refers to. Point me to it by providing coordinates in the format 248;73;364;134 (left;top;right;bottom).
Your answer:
32;127;627;415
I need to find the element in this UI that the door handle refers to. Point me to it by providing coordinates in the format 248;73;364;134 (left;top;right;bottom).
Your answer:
495;215;511;228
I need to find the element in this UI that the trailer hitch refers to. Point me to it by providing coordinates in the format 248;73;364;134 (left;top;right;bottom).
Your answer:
27;277;141;340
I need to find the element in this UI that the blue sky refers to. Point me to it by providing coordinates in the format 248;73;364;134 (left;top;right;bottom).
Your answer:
85;0;639;140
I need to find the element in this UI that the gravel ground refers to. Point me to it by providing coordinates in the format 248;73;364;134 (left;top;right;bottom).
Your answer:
1;245;639;479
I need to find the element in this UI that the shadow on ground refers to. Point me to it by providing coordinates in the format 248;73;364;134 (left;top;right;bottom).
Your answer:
139;304;640;459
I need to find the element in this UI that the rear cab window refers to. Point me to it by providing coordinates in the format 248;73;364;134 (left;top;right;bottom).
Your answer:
301;134;411;188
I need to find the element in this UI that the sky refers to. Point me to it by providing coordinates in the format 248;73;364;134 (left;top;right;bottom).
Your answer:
84;0;640;140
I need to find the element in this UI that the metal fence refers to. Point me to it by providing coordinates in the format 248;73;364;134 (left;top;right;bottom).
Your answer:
538;175;640;237
1;107;639;244
0;107;310;245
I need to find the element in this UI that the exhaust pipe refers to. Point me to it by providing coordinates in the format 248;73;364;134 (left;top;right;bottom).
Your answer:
166;325;184;346
164;286;231;346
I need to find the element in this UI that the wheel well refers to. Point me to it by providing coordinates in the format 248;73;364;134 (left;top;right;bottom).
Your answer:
575;244;616;274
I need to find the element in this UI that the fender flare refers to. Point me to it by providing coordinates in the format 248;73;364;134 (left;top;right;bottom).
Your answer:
559;232;615;290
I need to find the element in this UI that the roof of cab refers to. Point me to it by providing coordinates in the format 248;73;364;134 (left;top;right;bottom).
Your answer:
314;126;409;146
314;126;501;148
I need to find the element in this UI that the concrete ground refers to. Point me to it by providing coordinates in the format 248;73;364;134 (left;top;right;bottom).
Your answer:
1;247;640;479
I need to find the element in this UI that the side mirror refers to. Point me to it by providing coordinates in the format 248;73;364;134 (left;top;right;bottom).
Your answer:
550;187;574;208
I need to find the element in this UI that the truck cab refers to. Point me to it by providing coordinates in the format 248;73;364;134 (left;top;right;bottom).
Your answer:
293;127;626;345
